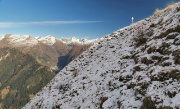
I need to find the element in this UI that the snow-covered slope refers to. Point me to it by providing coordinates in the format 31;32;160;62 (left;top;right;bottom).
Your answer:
24;2;180;109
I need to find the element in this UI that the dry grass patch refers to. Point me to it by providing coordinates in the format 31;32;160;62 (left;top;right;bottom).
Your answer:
29;94;35;100
154;8;162;16
154;2;178;16
166;2;177;11
141;97;156;109
0;86;10;99
9;89;17;97
0;103;3;109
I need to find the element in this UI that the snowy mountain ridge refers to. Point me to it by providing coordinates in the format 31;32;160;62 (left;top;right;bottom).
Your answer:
60;37;96;45
0;34;94;46
24;2;180;109
35;35;56;45
0;34;39;46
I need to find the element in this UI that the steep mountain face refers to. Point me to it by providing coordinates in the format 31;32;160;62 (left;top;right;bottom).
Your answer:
0;35;92;71
0;35;70;70
0;47;55;109
23;2;180;109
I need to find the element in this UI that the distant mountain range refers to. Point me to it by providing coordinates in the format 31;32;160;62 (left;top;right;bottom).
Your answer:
0;34;95;46
0;34;94;108
23;2;180;109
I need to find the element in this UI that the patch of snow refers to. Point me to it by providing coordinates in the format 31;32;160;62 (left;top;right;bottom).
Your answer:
0;52;10;62
0;35;5;40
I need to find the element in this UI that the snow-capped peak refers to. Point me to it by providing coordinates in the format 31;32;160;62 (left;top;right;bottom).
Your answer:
60;37;95;45
60;37;80;45
36;35;56;46
0;34;39;46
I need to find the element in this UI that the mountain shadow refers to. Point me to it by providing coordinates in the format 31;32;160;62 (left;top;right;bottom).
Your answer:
57;55;72;72
56;44;91;73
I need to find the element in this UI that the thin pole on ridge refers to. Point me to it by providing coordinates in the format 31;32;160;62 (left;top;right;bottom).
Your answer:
132;17;134;24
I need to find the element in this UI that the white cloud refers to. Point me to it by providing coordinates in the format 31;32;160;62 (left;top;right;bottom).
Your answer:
0;20;102;28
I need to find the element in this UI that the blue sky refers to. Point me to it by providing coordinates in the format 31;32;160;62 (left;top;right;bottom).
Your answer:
0;0;177;39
